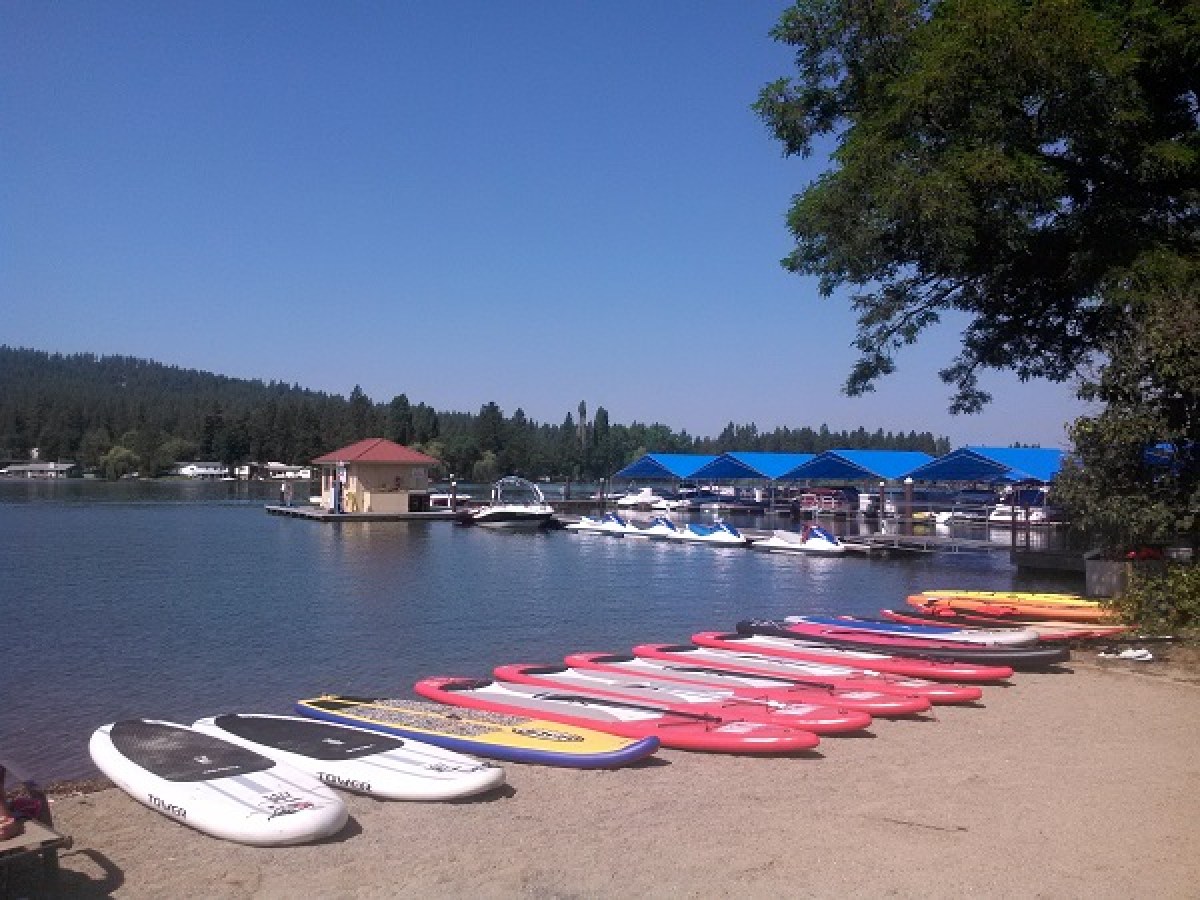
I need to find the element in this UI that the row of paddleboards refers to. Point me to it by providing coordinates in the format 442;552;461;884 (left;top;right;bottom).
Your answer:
92;589;1087;846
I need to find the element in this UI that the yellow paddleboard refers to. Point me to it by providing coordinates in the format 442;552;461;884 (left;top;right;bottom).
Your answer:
296;695;659;768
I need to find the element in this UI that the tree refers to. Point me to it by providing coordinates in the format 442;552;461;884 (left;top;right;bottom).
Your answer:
1053;252;1199;553
756;0;1199;412
386;394;413;445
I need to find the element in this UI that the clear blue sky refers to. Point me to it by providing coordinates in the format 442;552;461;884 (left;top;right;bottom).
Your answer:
2;1;1083;448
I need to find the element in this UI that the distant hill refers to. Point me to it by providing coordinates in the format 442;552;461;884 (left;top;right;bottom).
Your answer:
0;346;950;479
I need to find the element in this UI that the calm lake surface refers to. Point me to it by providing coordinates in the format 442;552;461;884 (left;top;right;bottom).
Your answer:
0;480;1083;782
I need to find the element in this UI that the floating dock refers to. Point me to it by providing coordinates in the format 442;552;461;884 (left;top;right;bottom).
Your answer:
266;505;457;522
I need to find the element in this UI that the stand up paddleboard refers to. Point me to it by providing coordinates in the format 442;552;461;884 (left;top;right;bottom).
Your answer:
414;676;822;754
296;695;660;768
628;644;983;704
89;719;348;846
561;652;934;715
738;620;1071;669
192;714;505;801
691;631;1014;682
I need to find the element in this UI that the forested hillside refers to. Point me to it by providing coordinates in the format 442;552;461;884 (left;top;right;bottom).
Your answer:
0;347;950;480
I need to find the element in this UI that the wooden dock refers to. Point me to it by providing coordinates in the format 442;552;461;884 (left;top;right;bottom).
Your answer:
265;505;457;522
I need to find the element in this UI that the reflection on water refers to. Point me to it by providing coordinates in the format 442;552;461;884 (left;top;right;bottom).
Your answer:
0;482;1082;782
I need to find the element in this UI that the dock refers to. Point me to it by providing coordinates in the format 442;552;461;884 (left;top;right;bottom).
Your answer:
265;505;458;522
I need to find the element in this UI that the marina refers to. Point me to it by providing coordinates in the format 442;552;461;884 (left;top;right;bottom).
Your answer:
0;479;1085;784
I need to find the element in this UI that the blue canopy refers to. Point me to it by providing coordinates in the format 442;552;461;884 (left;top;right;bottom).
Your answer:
689;452;816;481
780;449;934;482
904;446;1065;483
613;453;717;480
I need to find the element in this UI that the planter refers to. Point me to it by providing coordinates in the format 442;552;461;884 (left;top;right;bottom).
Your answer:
1084;557;1168;598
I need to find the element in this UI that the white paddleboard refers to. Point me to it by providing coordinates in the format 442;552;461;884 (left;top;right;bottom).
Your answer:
192;713;506;801
90;719;348;846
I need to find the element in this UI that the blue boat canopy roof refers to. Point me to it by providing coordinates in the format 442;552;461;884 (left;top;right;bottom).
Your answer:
689;452;816;481
779;450;935;481
613;453;717;480
904;446;1065;483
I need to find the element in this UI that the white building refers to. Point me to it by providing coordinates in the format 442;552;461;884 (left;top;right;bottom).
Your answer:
173;462;230;479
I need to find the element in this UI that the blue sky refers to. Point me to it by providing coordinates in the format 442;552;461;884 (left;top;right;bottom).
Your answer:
2;1;1084;448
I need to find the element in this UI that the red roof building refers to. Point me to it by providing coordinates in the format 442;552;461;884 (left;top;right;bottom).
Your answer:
312;438;441;514
312;438;440;467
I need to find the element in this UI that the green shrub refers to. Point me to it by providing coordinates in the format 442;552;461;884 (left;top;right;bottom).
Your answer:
1107;563;1200;632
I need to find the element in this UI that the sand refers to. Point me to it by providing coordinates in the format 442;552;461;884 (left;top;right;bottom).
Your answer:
25;658;1200;899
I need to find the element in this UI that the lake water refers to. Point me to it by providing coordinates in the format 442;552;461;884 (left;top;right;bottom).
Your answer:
0;481;1083;782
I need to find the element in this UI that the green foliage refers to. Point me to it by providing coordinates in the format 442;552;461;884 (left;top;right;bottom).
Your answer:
1054;252;1199;553
757;0;1199;412
0;346;951;479
100;445;138;481
1106;563;1200;632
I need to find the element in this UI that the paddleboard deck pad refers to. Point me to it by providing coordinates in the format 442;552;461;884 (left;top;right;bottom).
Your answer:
89;719;347;846
193;714;505;801
296;695;660;768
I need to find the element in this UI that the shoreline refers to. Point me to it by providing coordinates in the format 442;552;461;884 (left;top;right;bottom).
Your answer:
17;654;1200;899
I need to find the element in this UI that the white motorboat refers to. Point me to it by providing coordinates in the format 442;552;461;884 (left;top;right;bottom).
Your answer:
752;525;846;556
667;520;749;546
616;487;667;509
565;512;640;536
987;488;1061;525
461;476;556;529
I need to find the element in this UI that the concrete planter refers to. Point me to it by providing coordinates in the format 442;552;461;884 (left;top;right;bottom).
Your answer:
1084;558;1168;598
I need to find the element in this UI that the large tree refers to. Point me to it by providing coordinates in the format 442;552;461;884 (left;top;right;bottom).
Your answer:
755;0;1198;412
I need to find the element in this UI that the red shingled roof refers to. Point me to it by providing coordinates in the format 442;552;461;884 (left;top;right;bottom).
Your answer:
312;438;440;466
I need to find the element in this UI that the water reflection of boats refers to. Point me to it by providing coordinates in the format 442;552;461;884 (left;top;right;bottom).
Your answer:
459;477;555;528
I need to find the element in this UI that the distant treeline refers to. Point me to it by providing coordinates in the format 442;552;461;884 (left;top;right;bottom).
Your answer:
0;347;951;480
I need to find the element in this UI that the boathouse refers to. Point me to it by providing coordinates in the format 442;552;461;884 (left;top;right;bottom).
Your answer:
311;438;440;514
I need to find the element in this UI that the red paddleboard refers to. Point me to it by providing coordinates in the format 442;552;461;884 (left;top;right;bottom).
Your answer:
628;645;983;705
690;632;1013;683
494;663;880;731
413;677;821;754
558;654;931;717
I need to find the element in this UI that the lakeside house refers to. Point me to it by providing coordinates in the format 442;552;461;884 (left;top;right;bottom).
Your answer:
0;461;79;479
312;438;440;514
233;462;312;480
171;461;230;479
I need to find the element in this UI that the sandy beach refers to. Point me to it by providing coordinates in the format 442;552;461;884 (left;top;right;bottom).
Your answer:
20;657;1200;899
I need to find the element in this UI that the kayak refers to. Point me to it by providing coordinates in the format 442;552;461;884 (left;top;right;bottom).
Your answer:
626;645;983;704
558;654;932;716
783;615;1040;646
878;607;1120;640
494;662;888;729
413;676;821;754
296;694;659;768
738;620;1071;669
908;595;1116;624
691;631;1013;682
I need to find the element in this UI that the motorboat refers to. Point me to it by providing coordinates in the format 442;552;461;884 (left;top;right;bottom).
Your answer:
565;512;640;536
987;488;1061;525
667;520;749;546
459;476;556;528
752;524;845;556
615;487;668;509
626;515;680;539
